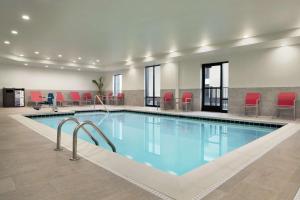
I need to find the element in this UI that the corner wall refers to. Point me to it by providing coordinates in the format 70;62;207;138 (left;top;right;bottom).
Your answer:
103;45;300;117
0;65;102;106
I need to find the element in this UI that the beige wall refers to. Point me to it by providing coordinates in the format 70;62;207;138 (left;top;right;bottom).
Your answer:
0;64;102;90
229;46;300;88
104;45;300;92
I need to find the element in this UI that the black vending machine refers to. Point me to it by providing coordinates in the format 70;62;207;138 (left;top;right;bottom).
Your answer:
3;88;25;107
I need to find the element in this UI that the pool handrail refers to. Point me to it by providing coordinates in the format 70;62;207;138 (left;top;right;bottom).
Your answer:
94;95;109;114
55;117;99;151
71;120;116;160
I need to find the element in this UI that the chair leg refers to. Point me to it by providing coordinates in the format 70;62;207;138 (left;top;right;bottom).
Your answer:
256;106;258;117
294;106;296;120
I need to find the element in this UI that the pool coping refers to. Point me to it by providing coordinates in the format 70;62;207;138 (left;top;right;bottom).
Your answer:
10;108;300;200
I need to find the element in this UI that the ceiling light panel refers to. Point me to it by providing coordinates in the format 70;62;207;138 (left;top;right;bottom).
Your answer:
22;15;30;20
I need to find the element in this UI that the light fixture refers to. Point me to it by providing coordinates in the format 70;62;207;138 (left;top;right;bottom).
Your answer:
11;30;18;35
24;63;28;66
34;51;39;55
77;68;81;71
78;57;82;60
144;53;152;58
46;57;51;60
92;62;96;65
19;54;24;57
4;40;10;45
96;59;100;63
45;65;49;68
60;66;64;69
72;60;77;63
22;15;30;21
87;66;97;69
58;54;62;58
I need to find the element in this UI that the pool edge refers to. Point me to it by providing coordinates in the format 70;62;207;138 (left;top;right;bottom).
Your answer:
10;110;300;200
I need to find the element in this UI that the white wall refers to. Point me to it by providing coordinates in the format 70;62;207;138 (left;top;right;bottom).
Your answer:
101;45;300;94
0;64;102;90
230;46;300;88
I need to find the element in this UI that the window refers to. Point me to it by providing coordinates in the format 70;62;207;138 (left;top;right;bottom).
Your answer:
113;74;122;95
145;65;160;107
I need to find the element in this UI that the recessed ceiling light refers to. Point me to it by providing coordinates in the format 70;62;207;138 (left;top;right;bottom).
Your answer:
22;15;30;21
96;59;100;63
45;65;48;68
87;66;97;69
92;62;96;65
19;54;24;57
24;63;28;66
11;30;18;35
77;68;81;71
78;57;82;60
60;66;64;69
144;53;152;58
34;51;39;55
72;60;77;63
58;54;62;58
4;40;10;45
46;57;51;60
243;34;251;39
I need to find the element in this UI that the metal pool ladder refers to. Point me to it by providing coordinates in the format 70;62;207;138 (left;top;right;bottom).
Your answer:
55;117;99;151
71;120;116;160
55;117;116;161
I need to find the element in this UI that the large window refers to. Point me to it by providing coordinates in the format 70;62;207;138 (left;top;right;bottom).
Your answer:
113;74;122;95
145;65;160;107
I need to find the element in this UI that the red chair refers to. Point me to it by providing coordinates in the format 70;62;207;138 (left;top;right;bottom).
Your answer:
70;92;81;105
181;92;193;111
56;92;65;106
83;92;93;105
103;91;113;105
115;92;125;105
162;92;174;110
30;91;45;105
244;92;261;117
276;92;297;119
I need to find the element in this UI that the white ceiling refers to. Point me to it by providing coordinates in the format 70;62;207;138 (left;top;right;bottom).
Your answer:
0;0;300;71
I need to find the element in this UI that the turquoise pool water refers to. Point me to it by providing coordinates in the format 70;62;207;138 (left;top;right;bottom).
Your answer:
33;111;276;175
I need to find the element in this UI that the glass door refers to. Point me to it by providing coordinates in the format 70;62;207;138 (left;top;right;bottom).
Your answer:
202;62;228;112
145;65;160;107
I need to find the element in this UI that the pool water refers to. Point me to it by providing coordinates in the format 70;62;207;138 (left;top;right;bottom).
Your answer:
33;112;276;175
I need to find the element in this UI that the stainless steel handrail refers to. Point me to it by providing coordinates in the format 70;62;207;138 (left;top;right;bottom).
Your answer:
70;120;116;161
55;117;99;151
94;95;109;113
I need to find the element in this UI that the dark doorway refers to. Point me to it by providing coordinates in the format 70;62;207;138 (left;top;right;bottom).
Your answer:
202;62;229;112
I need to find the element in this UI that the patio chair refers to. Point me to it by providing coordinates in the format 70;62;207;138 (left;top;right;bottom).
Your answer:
30;91;45;106
83;92;93;105
181;92;193;111
56;92;65;106
162;92;174;110
115;92;125;105
70;91;81;105
275;92;297;120
244;92;261;117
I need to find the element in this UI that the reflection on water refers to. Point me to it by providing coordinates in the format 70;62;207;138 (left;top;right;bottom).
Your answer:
34;112;276;175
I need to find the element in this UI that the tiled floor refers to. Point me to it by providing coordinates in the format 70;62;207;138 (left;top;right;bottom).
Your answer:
0;107;160;200
1;106;300;200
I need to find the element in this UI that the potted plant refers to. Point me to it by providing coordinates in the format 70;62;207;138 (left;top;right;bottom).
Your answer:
92;76;104;96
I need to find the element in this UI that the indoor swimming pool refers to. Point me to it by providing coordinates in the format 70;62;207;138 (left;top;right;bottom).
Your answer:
32;111;277;175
